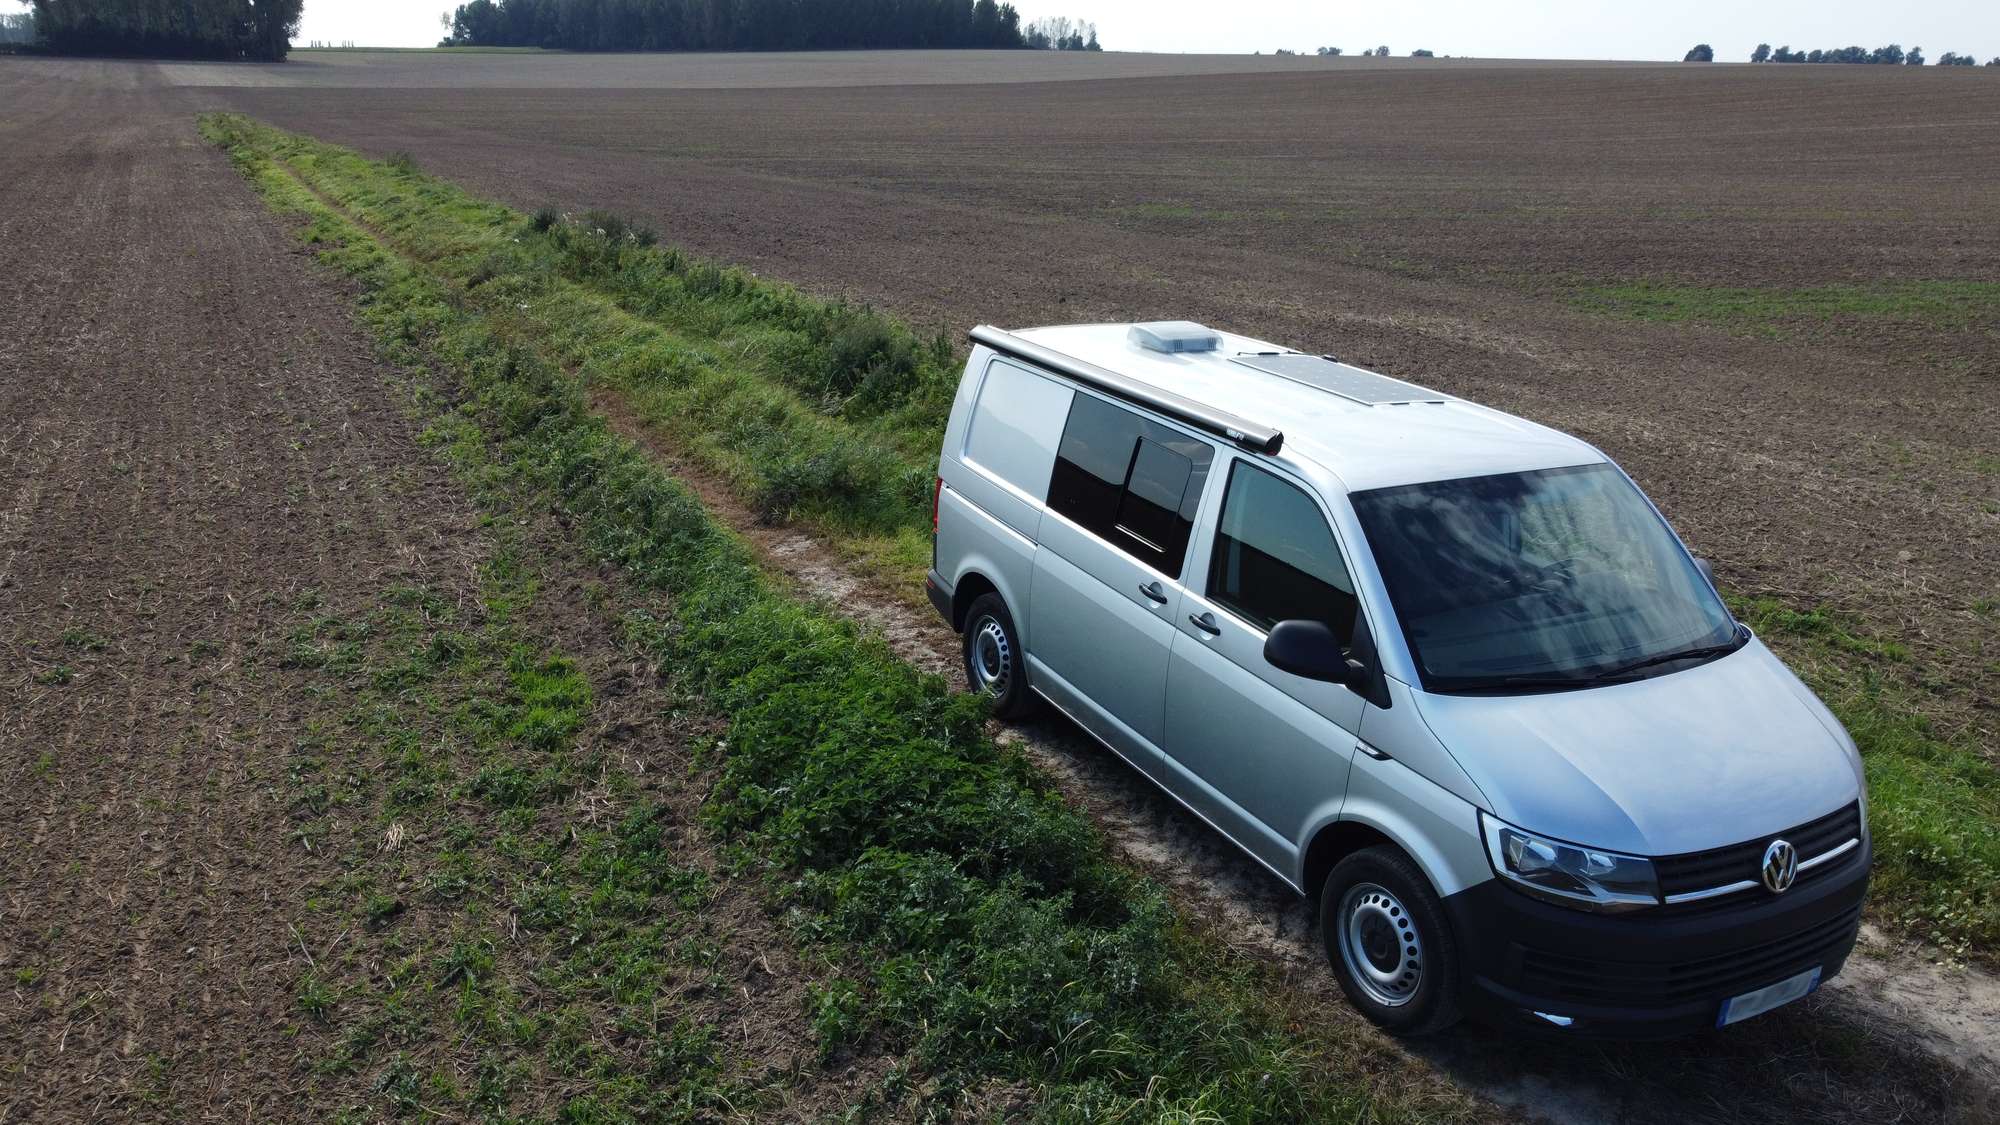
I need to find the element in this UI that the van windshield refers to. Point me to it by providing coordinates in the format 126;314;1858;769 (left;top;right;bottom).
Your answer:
1349;464;1740;692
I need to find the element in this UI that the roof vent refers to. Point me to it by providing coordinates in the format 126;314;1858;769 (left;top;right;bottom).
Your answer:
1128;321;1220;354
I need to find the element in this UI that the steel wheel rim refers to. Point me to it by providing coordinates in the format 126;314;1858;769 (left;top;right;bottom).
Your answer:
969;616;1012;697
1337;882;1423;1007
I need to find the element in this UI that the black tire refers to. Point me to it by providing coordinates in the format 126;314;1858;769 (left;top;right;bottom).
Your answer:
1321;845;1462;1035
961;593;1036;720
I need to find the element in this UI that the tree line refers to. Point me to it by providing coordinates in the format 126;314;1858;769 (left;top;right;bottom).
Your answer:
16;0;303;59
1295;46;1406;57
1739;42;1998;65
441;0;1099;52
1020;15;1096;51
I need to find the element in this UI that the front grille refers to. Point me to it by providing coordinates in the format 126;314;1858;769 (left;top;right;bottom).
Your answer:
1517;905;1861;1008
1654;802;1861;903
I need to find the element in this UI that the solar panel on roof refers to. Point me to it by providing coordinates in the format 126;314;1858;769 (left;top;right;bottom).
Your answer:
1229;354;1447;406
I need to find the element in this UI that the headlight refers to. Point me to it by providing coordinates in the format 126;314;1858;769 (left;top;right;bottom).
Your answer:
1479;812;1659;913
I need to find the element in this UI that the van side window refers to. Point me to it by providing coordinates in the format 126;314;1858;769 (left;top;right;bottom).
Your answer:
1208;462;1358;639
962;358;1073;501
1046;393;1213;575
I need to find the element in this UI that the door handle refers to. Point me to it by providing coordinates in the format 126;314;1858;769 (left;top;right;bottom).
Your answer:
1137;580;1168;603
1188;611;1221;635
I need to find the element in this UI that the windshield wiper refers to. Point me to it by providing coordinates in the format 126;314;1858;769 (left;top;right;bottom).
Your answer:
1445;672;1629;693
1441;629;1747;694
1586;630;1747;681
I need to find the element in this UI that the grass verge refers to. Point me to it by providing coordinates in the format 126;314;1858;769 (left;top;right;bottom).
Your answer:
202;111;1471;1122
197;112;1997;968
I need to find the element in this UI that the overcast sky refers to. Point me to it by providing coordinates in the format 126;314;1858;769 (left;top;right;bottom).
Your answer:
298;0;2000;61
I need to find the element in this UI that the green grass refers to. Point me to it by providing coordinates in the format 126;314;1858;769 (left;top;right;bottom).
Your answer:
1571;278;2000;333
1733;598;1999;960
235;123;951;585
201;113;2000;984
270;552;772;1119
203;111;1463;1122
59;626;108;651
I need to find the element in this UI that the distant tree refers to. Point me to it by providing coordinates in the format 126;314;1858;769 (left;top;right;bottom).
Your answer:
1024;16;1095;50
1315;46;1340;56
1274;47;1294;55
1684;43;1714;62
1938;52;1975;66
1869;44;1904;64
971;0;1001;46
0;10;34;45
1751;42;1770;62
1807;48;1824;62
1906;46;1924;65
1989;57;2000;66
1410;48;1433;57
1373;45;1388;56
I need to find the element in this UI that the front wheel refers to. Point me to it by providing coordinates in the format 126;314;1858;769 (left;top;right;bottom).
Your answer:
961;593;1036;719
1321;845;1461;1035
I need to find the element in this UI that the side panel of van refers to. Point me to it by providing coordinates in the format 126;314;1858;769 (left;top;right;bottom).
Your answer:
1160;455;1366;878
936;353;1072;641
1026;390;1217;761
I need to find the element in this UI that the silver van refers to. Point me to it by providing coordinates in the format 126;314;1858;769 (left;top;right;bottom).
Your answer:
924;321;1870;1037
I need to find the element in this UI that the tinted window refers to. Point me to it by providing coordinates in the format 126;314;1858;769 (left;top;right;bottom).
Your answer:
962;359;1073;500
1349;464;1736;691
1208;462;1358;639
1047;394;1212;575
1115;439;1193;552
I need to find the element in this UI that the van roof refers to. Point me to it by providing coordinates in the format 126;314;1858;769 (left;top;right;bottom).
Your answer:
1010;323;1604;492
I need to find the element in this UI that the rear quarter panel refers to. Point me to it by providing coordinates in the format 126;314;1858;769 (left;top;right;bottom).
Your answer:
936;350;1074;640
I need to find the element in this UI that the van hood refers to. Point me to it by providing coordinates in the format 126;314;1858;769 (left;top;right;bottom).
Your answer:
1411;638;1864;857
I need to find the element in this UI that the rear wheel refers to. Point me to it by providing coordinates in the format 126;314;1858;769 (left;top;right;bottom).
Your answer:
962;593;1036;719
1321;845;1461;1035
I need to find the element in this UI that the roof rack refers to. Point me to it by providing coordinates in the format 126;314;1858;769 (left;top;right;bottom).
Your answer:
969;325;1284;455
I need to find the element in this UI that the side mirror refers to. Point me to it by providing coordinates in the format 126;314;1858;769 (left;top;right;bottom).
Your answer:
1265;620;1368;691
1693;556;1717;588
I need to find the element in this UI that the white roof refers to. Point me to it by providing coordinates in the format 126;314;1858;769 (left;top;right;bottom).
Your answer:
1012;323;1604;493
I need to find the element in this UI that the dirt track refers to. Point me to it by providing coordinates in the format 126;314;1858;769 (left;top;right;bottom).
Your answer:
205;57;2000;742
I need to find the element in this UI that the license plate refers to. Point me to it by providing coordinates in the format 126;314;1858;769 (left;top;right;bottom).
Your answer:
1717;965;1821;1027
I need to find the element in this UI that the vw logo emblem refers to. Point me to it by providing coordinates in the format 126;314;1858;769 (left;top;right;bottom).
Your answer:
1761;839;1798;893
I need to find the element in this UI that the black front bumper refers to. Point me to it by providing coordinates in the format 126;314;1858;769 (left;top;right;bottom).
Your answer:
1444;838;1870;1038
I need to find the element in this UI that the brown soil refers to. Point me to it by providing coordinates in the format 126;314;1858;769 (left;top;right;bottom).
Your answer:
0;60;873;1122
202;58;2000;747
0;61;441;1117
157;47;1669;90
